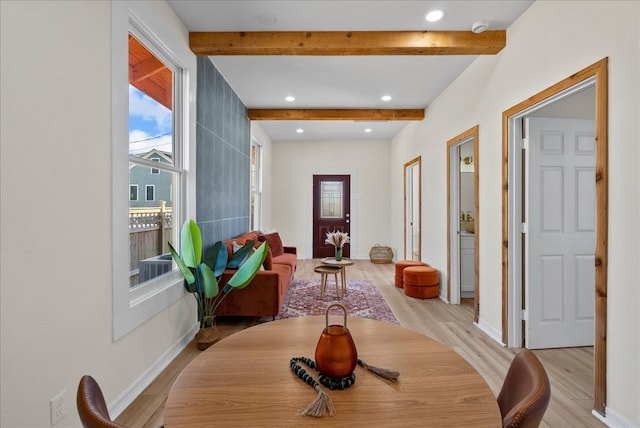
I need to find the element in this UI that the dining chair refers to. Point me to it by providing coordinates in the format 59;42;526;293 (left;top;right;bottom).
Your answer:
76;375;127;428
497;349;551;428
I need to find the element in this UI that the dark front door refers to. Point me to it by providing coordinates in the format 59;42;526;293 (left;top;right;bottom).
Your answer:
313;175;351;259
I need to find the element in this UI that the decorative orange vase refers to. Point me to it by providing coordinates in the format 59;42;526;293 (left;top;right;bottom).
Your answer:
315;303;357;379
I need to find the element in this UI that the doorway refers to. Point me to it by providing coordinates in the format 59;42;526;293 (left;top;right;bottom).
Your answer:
313;175;351;258
404;157;421;261
502;58;608;414
447;126;479;323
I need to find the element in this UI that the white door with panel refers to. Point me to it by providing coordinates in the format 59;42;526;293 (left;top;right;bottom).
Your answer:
526;117;595;349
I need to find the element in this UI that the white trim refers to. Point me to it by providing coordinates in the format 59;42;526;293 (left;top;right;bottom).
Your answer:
592;408;638;428
109;322;199;418
112;1;196;340
475;318;506;346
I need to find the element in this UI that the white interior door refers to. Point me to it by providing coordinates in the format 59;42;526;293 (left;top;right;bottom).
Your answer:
526;117;596;349
404;160;421;261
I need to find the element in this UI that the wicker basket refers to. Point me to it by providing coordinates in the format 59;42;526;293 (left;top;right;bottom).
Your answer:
369;244;393;264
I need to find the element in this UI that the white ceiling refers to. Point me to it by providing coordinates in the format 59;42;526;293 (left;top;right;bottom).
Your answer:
168;0;535;142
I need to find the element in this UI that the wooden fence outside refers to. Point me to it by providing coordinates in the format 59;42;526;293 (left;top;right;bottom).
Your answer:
129;203;173;286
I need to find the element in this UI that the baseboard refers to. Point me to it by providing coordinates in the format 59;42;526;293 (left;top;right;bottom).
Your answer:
109;322;199;418
592;407;638;428
475;318;505;346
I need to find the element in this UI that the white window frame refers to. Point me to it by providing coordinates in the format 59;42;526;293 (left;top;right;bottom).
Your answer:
112;2;196;340
250;138;263;231
151;158;160;174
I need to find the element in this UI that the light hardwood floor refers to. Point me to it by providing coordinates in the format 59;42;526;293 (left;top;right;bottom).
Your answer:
116;259;604;427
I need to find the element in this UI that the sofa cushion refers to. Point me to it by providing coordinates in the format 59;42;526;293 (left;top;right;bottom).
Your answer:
263;247;273;270
261;232;284;257
273;252;296;280
225;231;260;258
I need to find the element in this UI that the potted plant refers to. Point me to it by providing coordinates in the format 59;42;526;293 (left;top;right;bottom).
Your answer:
169;220;268;350
325;230;350;261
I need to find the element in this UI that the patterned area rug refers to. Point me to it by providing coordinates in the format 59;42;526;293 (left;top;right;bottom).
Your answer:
262;278;399;325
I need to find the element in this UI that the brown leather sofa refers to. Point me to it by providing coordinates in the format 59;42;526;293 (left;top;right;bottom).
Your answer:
214;231;296;317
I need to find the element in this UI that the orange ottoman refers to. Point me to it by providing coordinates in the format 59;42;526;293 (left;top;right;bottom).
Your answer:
403;266;439;299
394;260;427;288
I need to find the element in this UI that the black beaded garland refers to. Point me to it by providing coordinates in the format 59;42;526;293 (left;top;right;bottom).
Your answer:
290;357;356;390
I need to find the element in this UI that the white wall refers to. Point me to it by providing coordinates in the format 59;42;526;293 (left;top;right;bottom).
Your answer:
0;2;195;426
272;139;391;259
390;1;639;425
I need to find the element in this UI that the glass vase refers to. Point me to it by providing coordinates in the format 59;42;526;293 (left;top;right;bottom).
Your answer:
335;246;343;261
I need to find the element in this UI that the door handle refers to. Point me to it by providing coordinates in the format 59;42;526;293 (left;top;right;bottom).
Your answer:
346;219;350;223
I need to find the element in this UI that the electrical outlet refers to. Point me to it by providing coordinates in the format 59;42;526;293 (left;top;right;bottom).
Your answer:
49;389;67;426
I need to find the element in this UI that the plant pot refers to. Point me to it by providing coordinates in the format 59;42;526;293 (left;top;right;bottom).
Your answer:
195;326;219;350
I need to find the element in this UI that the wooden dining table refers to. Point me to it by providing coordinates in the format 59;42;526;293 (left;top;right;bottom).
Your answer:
164;316;502;427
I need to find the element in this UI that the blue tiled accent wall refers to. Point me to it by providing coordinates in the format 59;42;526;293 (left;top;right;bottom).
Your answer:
196;57;251;248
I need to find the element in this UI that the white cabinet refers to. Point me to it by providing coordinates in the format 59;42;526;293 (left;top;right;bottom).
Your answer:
460;234;475;298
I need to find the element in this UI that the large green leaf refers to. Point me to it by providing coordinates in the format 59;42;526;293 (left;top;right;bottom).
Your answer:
168;242;195;285
199;263;219;298
203;241;228;277
180;220;202;268
226;242;268;290
227;240;257;269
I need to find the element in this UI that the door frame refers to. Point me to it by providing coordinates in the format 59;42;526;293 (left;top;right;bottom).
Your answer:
312;174;351;259
447;126;479;322
502;58;608;414
403;156;421;261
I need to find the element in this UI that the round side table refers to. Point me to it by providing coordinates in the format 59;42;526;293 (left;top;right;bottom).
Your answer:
321;257;355;295
314;265;342;298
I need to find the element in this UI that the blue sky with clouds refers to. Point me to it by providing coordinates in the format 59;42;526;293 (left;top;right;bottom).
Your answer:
128;85;172;155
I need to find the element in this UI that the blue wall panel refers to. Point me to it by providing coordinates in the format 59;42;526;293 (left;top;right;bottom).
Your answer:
196;57;250;248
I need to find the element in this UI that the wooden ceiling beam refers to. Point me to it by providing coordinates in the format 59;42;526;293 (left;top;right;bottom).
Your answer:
190;30;506;56
247;109;424;121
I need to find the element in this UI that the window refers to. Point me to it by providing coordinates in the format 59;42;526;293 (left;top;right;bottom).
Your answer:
321;181;343;218
250;140;263;230
145;184;155;201
112;2;196;340
130;185;139;201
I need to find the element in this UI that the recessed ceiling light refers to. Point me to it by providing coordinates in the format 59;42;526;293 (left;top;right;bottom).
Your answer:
285;96;295;102
364;128;372;133
296;128;304;133
381;95;392;102
426;10;444;22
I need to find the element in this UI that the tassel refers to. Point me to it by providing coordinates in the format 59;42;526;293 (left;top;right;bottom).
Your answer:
358;359;400;382
299;384;335;417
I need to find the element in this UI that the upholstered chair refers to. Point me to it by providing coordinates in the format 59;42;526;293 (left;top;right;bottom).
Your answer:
77;375;127;428
498;349;551;428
